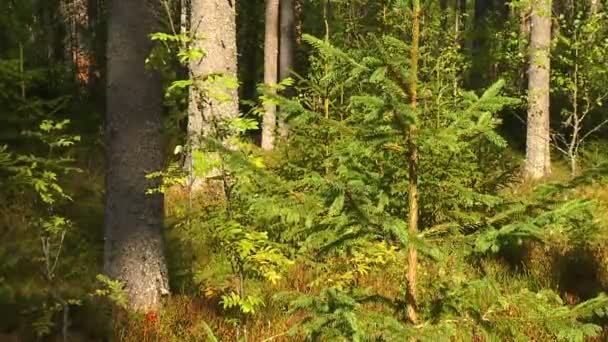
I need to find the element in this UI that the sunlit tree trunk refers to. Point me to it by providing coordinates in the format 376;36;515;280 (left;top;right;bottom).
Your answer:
591;0;600;13
104;0;169;311
525;0;552;179
262;0;279;150
188;0;239;151
406;0;421;325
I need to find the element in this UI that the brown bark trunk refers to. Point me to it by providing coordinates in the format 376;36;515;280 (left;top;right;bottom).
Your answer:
104;0;169;311
262;0;280;151
525;0;552;179
60;0;91;85
406;0;421;325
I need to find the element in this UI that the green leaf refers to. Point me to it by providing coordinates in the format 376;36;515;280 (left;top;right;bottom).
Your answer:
328;194;345;216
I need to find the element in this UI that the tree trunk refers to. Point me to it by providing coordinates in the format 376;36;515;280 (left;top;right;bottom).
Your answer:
406;0;421;325
294;0;304;46
185;0;239;185
278;0;297;139
279;0;296;85
180;0;189;36
188;0;239;146
591;0;600;13
464;0;475;58
470;0;493;87
104;0;169;311
261;0;279;151
525;0;552;179
60;0;91;85
238;0;261;113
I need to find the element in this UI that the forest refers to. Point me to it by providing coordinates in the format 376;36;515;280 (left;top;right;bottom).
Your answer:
2;0;608;341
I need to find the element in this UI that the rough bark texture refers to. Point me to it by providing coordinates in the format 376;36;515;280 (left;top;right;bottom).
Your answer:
525;0;552;179
262;0;279;151
188;0;239;145
105;0;169;311
279;0;296;83
406;0;421;325
278;0;296;139
60;0;91;85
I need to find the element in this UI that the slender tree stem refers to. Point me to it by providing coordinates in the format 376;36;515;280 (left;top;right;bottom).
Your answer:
261;0;279;150
19;42;25;100
406;0;420;325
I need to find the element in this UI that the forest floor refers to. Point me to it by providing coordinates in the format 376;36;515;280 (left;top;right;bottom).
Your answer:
2;161;608;341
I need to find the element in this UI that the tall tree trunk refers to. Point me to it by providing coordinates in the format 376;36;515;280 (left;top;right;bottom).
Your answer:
188;0;239;149
280;0;296;83
294;0;304;45
60;0;91;85
238;0;261;113
590;0;600;13
406;0;421;325
261;0;279;150
525;0;552;179
517;0;532;91
104;0;169;311
464;0;475;59
278;0;297;139
470;0;493;87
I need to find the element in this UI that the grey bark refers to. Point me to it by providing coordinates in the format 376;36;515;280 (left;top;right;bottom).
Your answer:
278;0;296;139
105;0;169;311
525;0;552;179
279;0;296;82
262;0;280;150
188;0;239;146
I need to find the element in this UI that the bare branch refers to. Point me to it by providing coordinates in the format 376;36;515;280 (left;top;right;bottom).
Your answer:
580;118;608;144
